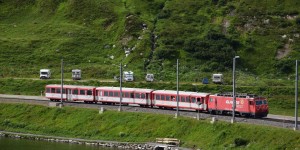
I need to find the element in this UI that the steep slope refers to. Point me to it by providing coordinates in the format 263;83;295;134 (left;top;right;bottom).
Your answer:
0;0;300;81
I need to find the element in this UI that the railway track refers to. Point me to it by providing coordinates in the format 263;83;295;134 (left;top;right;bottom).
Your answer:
0;94;299;130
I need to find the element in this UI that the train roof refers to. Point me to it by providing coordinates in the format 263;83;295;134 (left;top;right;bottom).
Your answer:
215;92;264;98
153;90;210;96
46;84;96;89
96;87;154;92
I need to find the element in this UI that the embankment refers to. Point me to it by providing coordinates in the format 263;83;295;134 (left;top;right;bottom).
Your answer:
0;103;299;149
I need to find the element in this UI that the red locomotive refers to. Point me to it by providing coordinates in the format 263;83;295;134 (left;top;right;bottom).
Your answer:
45;84;268;118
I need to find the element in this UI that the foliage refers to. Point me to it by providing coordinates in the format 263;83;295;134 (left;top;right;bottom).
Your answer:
0;0;300;120
1;0;300;80
183;29;240;71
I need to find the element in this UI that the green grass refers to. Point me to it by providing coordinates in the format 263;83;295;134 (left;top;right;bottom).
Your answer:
0;103;299;149
1;0;300;81
1;1;300;148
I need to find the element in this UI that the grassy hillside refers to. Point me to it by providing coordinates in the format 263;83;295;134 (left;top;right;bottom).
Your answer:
1;0;300;81
0;103;299;149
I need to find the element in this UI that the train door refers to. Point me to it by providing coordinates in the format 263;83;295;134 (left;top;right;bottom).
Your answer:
67;89;72;101
248;100;254;114
96;90;102;101
215;97;218;111
146;93;149;105
197;97;201;110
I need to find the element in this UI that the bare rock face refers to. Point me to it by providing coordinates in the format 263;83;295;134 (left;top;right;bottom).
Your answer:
276;43;291;59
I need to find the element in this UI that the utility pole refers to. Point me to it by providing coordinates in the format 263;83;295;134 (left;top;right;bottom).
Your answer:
60;58;64;108
232;56;239;123
119;63;123;112
175;59;179;118
295;60;298;130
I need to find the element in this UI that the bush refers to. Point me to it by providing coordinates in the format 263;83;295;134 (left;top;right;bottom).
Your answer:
296;17;300;25
234;138;249;147
36;0;62;14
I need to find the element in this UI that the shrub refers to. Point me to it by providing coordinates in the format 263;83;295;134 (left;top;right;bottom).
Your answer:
234;138;249;147
296;17;300;25
36;0;62;14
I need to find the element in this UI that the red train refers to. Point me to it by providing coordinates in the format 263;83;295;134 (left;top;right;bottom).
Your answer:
45;84;269;118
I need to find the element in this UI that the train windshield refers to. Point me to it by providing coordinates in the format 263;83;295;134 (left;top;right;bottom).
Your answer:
255;100;267;105
255;100;263;105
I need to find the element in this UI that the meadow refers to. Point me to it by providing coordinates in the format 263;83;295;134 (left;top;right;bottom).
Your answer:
0;103;299;149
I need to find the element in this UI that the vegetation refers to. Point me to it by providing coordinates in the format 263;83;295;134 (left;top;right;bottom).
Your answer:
0;103;299;149
1;1;300;148
1;0;300;81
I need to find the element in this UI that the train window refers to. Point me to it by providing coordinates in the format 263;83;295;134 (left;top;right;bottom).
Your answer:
46;88;50;93
80;90;85;95
73;89;78;95
125;92;129;98
57;89;61;93
181;97;185;102
166;96;170;101
209;98;213;102
135;93;140;98
87;90;92;95
104;91;108;96
141;93;145;99
171;96;175;101
96;91;102;96
249;101;254;105
263;100;267;104
255;100;263;105
156;94;160;100
114;92;119;97
191;97;196;103
201;97;204;103
51;88;56;93
109;91;113;97
63;89;66;94
186;97;190;102
161;95;165;100
131;93;134;98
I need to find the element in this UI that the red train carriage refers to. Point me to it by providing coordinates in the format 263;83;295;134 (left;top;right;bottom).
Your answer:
95;87;154;106
207;93;268;117
45;84;269;118
152;90;210;111
45;84;96;103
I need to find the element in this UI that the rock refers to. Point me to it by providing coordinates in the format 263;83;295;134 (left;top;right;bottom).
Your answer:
210;117;217;124
104;45;110;49
263;19;269;24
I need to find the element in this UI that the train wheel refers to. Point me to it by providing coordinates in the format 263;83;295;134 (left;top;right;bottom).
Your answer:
209;110;215;115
